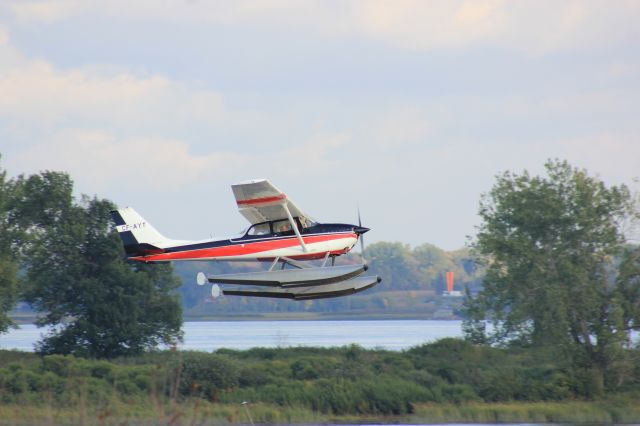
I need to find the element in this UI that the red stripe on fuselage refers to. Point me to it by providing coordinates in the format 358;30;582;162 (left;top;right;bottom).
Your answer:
130;233;356;262
236;194;286;206
257;248;352;261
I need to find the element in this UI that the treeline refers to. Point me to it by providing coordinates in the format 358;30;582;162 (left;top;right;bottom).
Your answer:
175;243;483;316
1;339;639;420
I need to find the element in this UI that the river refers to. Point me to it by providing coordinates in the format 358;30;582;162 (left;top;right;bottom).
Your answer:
0;320;463;351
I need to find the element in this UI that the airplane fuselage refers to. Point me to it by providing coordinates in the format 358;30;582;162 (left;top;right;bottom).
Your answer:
128;222;360;263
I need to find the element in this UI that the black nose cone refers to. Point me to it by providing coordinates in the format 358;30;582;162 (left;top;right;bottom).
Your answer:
354;226;370;235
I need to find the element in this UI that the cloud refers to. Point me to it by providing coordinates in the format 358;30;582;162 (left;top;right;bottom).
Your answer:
5;0;85;23
0;31;230;192
5;1;639;53
0;60;225;130
352;0;505;50
350;0;640;53
1;3;638;249
10;129;244;192
274;132;351;176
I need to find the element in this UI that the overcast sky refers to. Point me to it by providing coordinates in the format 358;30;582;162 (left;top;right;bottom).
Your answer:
0;1;639;250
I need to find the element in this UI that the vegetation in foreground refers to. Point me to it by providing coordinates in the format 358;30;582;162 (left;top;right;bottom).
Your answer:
1;339;640;424
3;399;640;425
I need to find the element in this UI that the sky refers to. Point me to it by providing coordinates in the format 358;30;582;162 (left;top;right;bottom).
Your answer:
0;0;639;250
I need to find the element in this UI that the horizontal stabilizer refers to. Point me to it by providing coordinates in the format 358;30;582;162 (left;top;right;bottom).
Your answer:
207;264;367;288
222;275;381;300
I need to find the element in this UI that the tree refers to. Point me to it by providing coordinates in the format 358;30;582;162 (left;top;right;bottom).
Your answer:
17;171;183;358
463;160;638;395
616;246;640;340
366;242;426;290
0;158;19;333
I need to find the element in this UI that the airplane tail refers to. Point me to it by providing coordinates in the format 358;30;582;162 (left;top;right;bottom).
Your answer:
110;207;174;257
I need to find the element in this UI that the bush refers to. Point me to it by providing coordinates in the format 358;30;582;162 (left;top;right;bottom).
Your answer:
0;340;638;416
239;365;271;387
172;352;239;400
41;354;77;377
290;358;319;380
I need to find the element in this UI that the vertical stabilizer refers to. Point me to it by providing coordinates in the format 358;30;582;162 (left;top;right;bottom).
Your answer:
110;207;172;257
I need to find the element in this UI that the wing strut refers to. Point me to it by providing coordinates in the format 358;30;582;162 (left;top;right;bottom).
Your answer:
282;203;308;252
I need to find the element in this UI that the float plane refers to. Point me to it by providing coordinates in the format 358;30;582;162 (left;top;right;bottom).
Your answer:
111;179;380;300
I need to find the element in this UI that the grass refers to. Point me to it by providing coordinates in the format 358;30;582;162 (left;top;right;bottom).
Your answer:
0;400;325;425
412;400;640;424
1;399;640;425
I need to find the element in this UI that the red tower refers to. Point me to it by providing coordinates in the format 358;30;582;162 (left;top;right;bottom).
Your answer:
445;271;454;293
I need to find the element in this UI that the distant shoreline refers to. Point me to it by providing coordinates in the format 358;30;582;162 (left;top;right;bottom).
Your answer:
184;312;463;322
11;312;464;324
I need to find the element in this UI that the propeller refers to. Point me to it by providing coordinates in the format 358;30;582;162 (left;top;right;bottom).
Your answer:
356;206;369;265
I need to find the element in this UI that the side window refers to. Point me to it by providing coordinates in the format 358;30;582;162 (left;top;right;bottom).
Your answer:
248;223;271;236
273;220;293;234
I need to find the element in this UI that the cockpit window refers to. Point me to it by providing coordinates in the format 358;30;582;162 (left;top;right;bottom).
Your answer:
247;223;271;236
272;220;293;233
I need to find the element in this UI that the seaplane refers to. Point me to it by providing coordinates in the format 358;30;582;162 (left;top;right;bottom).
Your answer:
111;179;380;300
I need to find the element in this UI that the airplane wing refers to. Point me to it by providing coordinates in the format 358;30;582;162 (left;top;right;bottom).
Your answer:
231;179;313;225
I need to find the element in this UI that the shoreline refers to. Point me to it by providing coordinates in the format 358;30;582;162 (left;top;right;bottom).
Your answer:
11;312;464;325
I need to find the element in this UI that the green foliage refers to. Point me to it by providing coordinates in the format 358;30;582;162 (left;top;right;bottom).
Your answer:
0;257;18;333
0;158;20;333
464;159;638;396
171;351;240;400
366;242;424;290
616;246;640;339
2;340;640;417
290;357;320;380
11;171;183;358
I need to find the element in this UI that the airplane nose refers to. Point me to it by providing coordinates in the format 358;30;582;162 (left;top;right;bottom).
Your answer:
354;226;370;235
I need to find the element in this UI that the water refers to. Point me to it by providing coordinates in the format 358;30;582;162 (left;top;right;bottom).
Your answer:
0;320;463;352
182;320;463;351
